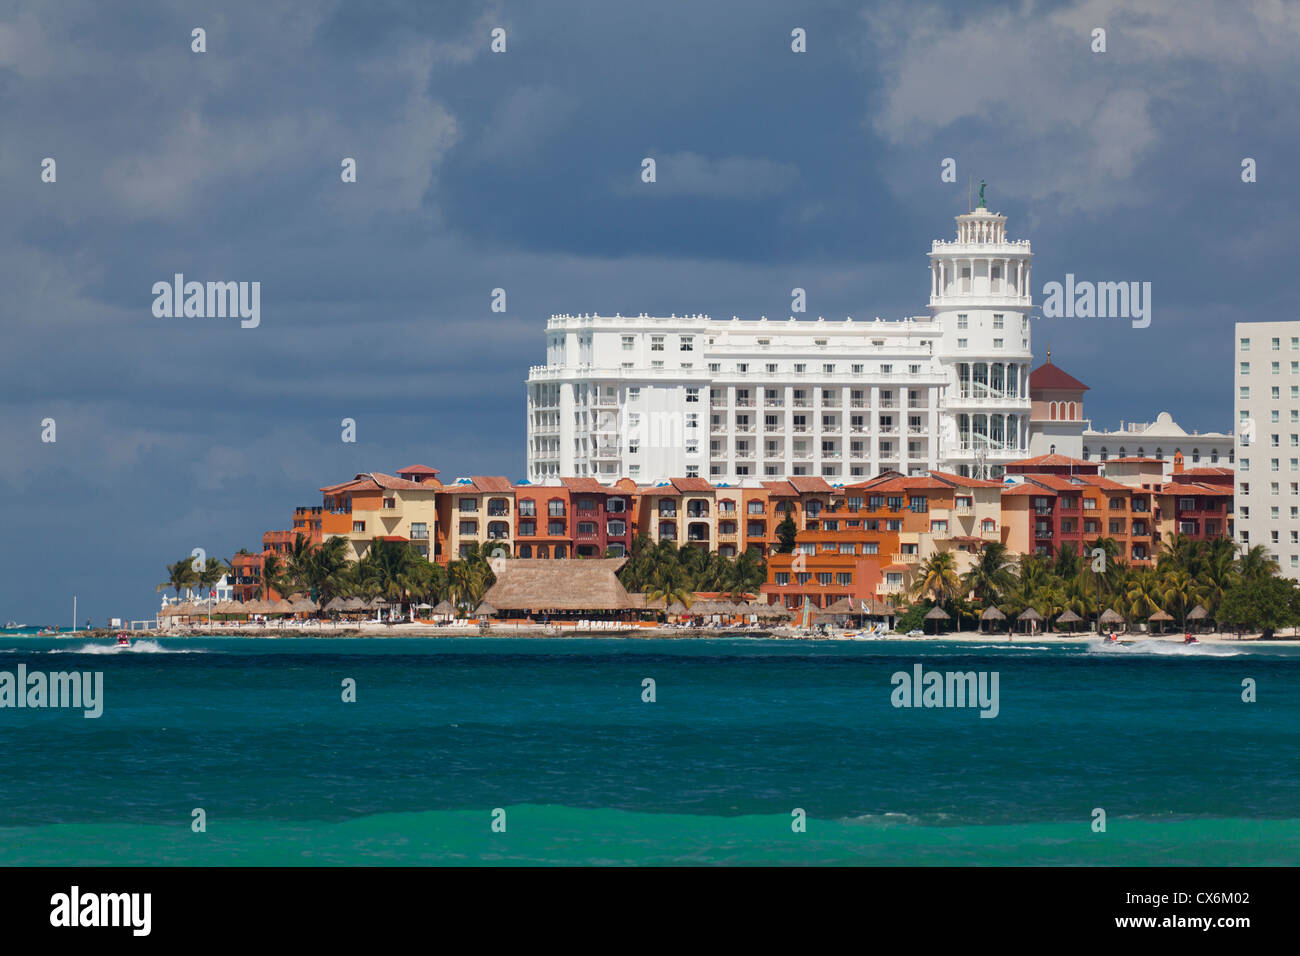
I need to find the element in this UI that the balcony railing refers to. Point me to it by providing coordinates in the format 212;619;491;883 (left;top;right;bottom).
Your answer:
890;552;920;564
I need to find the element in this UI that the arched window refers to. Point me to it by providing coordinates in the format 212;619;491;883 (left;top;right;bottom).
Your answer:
1192;448;1201;463
1082;446;1090;460
1049;443;1056;455
1156;447;1163;459
1049;402;1057;420
1119;447;1126;457
1068;402;1076;420
1137;447;1145;457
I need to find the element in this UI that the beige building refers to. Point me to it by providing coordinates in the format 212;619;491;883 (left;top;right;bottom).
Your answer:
437;477;516;560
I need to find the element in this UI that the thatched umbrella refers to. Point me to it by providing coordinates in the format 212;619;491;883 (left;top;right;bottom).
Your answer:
323;597;346;614
1148;608;1173;634
343;597;367;612
924;605;950;635
979;605;1005;633
431;600;456;620
1099;607;1126;634
1056;608;1082;633
474;601;496;618
269;599;295;616
291;597;318;614
1187;604;1209;633
1017;607;1042;634
665;601;688;616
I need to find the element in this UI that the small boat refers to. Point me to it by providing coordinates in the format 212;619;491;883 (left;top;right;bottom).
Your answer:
3;621;18;629
115;633;131;648
37;626;58;636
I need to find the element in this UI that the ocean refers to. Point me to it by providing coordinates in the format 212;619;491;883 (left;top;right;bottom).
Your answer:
1;636;1297;865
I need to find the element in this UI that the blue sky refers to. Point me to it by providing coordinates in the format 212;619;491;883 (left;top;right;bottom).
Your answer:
2;0;1295;623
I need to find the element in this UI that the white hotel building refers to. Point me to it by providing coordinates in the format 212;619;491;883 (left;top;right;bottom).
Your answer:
1234;320;1300;579
527;203;1036;484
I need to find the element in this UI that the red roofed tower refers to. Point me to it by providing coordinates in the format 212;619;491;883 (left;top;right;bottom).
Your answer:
1028;348;1089;459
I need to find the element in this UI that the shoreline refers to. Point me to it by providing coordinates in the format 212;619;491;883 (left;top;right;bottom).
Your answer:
30;624;1300;644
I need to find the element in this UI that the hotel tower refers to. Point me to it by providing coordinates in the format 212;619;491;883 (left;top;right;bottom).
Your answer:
526;198;1035;484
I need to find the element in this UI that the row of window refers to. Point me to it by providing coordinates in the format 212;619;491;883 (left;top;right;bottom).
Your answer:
1239;336;1300;351
1239;361;1300;375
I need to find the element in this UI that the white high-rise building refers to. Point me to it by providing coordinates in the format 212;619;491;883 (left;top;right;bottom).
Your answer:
526;201;1035;484
1234;320;1300;578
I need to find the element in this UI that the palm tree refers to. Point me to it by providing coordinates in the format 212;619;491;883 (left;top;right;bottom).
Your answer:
1237;544;1280;583
1123;566;1164;622
157;557;198;600
1159;569;1197;631
646;581;695;612
910;552;962;627
258;553;286;600
962;542;1016;608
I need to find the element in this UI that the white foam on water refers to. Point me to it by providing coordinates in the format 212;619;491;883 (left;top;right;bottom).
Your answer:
1085;638;1243;657
47;639;208;655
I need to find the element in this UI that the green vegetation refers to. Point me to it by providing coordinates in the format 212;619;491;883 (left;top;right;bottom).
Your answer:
617;534;766;601
906;536;1300;637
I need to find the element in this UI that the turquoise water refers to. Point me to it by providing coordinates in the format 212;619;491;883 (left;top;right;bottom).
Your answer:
1;636;1297;865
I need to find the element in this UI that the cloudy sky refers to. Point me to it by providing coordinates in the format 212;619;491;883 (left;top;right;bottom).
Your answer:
2;0;1295;622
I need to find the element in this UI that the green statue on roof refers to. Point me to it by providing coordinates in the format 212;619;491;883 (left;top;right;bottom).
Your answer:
978;180;986;208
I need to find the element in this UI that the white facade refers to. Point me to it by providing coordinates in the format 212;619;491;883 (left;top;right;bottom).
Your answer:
526;204;1035;483
1082;412;1234;475
1234;321;1300;579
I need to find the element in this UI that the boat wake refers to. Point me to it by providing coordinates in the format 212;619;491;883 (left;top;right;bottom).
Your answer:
1086;638;1243;657
47;640;208;655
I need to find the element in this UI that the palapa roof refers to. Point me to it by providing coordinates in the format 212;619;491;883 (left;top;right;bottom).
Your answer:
431;600;456;616
1017;608;1043;620
1099;608;1126;623
980;606;1006;620
481;558;635;611
474;602;497;616
1147;609;1174;621
323;597;347;612
343;597;368;611
1187;604;1210;620
1056;609;1082;623
924;606;951;619
820;597;857;614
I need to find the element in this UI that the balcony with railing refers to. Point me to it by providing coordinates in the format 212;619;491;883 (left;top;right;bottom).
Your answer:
890;552;920;565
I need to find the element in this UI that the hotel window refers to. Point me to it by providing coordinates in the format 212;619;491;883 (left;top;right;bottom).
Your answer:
1292;386;1299;399
1273;434;1280;447
1272;482;1280;495
766;363;778;373
686;388;700;403
1273;386;1281;399
629;387;640;399
824;364;835;374
993;339;1004;349
957;339;968;349
931;519;948;532
1240;337;1250;350
621;362;633;369
881;364;892;374
629;465;640;476
383;497;396;509
680;336;694;351
1240;387;1250;399
1273;410;1281;422
775;573;790;586
652;360;664;369
686;440;699;454
1240;362;1250;374
957;315;968;330
815;338;828;346
863;542;879;554
459;498;478;512
1272;459;1280;472
1240;482;1249;495
548;520;566;535
836;572;852;586
1272;531;1280;544
839;543;855;555
622;335;635;350
518;520;536;536
1293;362;1299;374
651;335;664;351
737;363;749;373
993;314;1004;329
817;572;832;586
518;498;536;516
1273;337;1281;350
794;363;806;373
852;364;864;373
548;499;566;517
1240;507;1250;519
458;520;476;535
1293;434;1299;447
1274;362;1281;374
709;363;720;373
872;339;885;347
628;441;639;454
352;521;365;533
909;364;922;374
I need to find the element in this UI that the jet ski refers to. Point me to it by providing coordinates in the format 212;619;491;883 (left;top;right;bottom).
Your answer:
1182;633;1199;645
115;632;131;647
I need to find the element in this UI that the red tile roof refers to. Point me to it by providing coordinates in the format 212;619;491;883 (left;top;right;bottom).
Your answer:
928;470;1006;489
788;476;835;494
1178;466;1234;477
1105;456;1162;464
1028;361;1089;392
862;476;951;493
397;464;440;475
666;477;714;494
462;476;515;493
321;472;431;493
760;481;800;497
1073;475;1133;492
1002;483;1055;497
1006;453;1094;470
559;477;609;494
